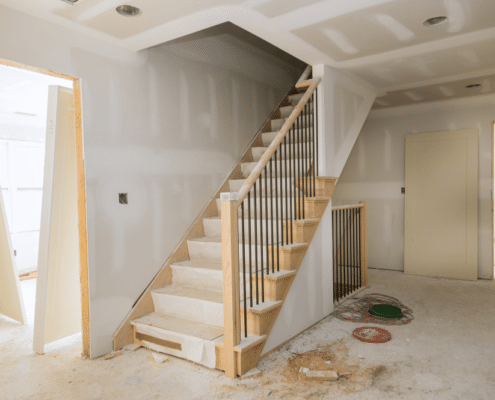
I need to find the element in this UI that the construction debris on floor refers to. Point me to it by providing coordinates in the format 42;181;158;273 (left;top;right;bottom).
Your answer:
352;327;392;343
334;293;414;325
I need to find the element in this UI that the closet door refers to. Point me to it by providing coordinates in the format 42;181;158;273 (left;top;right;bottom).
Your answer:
404;129;478;280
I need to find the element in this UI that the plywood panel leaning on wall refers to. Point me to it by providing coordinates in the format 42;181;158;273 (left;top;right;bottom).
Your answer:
0;184;26;324
33;86;81;354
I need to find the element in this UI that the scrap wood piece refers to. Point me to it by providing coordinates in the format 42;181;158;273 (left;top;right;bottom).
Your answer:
123;343;142;352
304;370;339;381
103;351;122;360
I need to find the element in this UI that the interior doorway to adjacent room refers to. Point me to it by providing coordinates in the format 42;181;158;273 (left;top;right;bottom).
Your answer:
0;59;89;357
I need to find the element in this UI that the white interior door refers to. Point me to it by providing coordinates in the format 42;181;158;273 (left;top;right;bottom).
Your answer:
0;184;26;324
404;129;478;280
33;86;81;353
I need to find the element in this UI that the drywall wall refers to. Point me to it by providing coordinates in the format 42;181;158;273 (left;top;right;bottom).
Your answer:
313;64;377;177
262;66;375;356
332;95;495;279
0;5;304;357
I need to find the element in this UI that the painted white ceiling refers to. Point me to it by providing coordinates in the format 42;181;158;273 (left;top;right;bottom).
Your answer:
1;0;495;107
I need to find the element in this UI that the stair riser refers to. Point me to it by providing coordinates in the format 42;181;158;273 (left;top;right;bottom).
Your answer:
240;303;282;336
262;131;313;147
151;291;224;327
252;146;315;162
172;262;285;294
217;198;319;219
133;323;216;369
241;161;313;179
271;118;314;132
280;104;314;119
171;265;223;292
229;179;302;197
204;217;313;245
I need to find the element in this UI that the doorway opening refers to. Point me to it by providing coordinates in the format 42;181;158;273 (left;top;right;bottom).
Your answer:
0;59;89;357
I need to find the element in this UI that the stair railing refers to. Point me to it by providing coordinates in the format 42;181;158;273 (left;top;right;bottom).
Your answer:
220;77;321;378
332;202;368;303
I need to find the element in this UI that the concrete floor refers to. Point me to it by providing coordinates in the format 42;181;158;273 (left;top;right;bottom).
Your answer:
1;269;494;400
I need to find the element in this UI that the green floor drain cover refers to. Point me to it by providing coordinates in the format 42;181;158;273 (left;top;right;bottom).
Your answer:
369;304;403;319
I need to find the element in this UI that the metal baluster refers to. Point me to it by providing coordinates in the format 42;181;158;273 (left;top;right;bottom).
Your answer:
358;208;361;288
315;87;319;177
254;182;259;305
332;210;337;301
248;192;253;308
340;209;344;300
265;167;269;278
311;96;316;197
259;175;264;303
270;158;274;274
289;128;293;244
284;136;289;245
275;149;280;272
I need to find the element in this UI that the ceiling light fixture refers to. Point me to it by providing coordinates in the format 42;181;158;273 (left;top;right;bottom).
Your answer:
116;5;142;17
466;84;481;88
423;16;448;27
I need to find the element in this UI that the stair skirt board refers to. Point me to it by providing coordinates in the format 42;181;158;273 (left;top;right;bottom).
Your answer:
116;76;336;377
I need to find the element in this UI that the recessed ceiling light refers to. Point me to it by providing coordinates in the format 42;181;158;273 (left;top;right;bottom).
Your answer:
466;84;481;88
116;5;142;17
423;16;448;27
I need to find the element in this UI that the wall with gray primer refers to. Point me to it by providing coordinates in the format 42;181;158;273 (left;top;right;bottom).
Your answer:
262;65;376;356
332;95;495;280
0;5;304;357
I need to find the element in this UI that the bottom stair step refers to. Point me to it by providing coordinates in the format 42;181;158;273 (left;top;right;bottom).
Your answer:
132;312;223;369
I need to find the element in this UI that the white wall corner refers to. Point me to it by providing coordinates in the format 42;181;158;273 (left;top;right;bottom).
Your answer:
313;64;376;178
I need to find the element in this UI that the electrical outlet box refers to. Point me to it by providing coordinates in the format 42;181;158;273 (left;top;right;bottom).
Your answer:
401;187;405;194
119;193;128;204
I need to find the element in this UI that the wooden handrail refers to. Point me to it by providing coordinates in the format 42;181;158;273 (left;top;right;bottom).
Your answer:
237;77;321;204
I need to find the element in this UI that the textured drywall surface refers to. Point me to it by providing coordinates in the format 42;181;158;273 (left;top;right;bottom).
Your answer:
0;4;305;357
2;270;495;400
333;95;495;279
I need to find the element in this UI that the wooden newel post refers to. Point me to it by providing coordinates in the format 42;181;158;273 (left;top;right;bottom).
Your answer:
220;192;241;378
359;201;368;287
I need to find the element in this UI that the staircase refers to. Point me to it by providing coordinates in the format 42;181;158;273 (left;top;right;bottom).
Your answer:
113;69;338;377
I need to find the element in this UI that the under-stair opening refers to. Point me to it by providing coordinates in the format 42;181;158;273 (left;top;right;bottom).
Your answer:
332;203;368;304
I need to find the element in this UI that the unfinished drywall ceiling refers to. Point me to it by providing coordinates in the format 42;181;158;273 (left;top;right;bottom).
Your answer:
1;0;495;108
332;94;495;280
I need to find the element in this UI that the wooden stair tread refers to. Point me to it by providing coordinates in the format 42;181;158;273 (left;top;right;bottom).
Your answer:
132;312;223;341
153;285;223;303
172;259;222;271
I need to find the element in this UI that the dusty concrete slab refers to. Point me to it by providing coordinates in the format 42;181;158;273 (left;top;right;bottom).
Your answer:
1;270;495;400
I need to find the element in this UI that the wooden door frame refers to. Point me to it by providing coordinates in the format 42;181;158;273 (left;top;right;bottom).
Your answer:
0;58;90;357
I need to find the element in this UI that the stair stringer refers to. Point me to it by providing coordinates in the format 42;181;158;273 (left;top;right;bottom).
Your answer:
113;85;298;351
215;177;337;375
